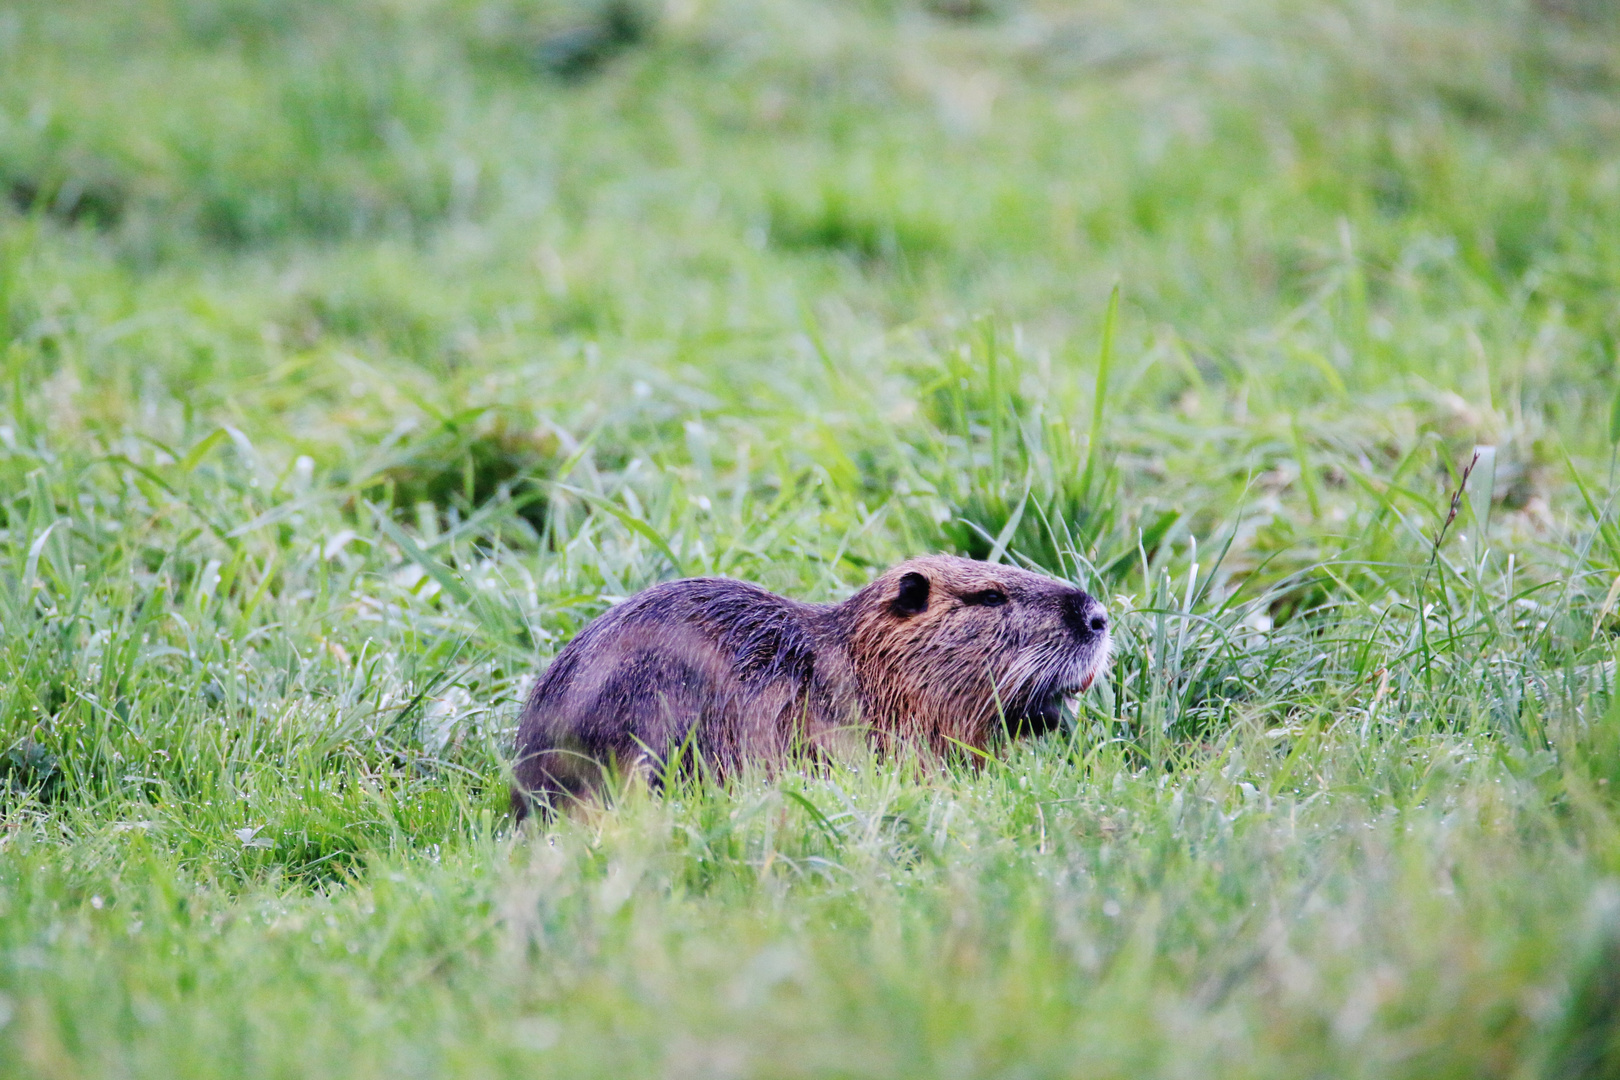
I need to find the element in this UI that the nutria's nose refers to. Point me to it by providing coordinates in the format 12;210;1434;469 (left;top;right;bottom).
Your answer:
1061;591;1108;638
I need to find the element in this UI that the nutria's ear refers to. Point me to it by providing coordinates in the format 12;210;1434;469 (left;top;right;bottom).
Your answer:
890;571;930;617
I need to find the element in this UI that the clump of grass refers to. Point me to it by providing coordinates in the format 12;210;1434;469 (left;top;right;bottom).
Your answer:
462;0;658;80
352;406;562;537
768;182;948;264
909;298;1129;581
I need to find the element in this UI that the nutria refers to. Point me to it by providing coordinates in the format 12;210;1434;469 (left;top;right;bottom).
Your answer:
510;555;1110;818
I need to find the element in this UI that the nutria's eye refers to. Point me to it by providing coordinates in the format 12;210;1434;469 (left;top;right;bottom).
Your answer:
966;589;1008;607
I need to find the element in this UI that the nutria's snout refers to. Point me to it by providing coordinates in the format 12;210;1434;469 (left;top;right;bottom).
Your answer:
1073;591;1111;691
1061;590;1109;642
1027;585;1111;729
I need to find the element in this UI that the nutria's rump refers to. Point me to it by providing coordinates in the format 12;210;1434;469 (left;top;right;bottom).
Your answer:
510;555;1110;818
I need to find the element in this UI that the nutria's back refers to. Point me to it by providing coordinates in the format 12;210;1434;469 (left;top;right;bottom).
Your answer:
511;556;1109;818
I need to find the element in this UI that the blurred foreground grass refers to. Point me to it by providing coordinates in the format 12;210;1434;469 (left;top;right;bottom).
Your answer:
4;0;1620;1075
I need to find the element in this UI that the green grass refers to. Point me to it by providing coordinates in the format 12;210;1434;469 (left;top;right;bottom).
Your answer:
4;0;1620;1075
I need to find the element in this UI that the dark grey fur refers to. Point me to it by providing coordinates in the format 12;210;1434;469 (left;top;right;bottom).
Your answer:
510;555;1110;819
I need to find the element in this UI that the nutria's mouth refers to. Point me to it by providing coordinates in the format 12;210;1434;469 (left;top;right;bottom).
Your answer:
1018;649;1109;734
1022;690;1070;734
1027;682;1086;731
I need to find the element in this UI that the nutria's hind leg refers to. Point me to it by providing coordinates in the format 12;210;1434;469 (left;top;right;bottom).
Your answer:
511;628;744;817
509;773;581;823
510;693;713;821
510;738;606;823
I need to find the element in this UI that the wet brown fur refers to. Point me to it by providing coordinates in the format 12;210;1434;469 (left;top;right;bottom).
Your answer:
510;555;1110;819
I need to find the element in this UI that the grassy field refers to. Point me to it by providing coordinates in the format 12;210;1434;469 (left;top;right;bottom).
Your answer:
4;0;1620;1075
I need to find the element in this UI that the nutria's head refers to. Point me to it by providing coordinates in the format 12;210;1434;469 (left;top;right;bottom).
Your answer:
842;554;1111;744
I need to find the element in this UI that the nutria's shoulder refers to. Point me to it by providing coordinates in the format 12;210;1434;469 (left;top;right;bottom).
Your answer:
564;574;834;684
612;575;821;616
